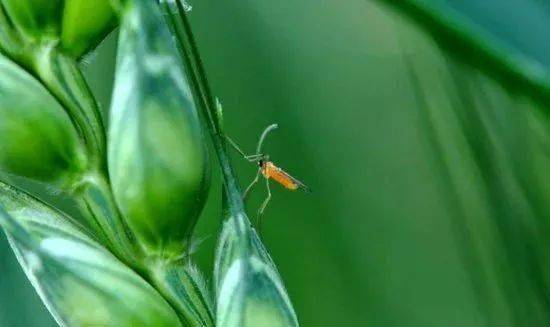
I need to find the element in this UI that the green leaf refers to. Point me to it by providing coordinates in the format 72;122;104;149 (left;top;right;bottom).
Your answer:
0;53;86;187
377;0;550;104
109;0;210;258
0;181;183;326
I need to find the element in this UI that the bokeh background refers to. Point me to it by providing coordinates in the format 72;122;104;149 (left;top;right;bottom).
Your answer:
2;0;550;326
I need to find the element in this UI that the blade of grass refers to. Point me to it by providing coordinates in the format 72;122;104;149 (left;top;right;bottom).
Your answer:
375;0;550;107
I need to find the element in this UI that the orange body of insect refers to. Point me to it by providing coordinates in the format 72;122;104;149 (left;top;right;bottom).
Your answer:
261;161;298;190
260;161;310;192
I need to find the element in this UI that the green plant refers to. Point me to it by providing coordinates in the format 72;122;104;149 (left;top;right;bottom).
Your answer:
0;0;297;326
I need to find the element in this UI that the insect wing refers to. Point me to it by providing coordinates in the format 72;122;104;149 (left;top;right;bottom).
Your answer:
278;168;311;193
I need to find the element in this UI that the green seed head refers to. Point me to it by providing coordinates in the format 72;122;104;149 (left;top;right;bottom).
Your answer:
0;0;116;57
108;0;210;258
59;0;117;57
215;219;299;327
34;238;183;327
0;182;183;327
0;54;86;186
217;257;299;327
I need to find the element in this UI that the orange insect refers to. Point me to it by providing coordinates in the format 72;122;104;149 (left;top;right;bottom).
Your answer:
227;124;310;227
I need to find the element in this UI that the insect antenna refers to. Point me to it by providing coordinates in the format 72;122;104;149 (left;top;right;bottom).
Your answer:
256;123;279;154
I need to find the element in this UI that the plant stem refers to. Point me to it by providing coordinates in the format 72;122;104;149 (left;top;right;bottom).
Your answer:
164;2;249;236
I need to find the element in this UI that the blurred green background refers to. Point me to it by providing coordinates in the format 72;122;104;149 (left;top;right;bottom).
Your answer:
2;0;550;326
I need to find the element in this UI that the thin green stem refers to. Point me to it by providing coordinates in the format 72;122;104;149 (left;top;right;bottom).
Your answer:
175;5;218;132
178;4;243;210
164;2;249;235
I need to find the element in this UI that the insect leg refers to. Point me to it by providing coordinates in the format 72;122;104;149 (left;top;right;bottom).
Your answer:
226;135;247;156
226;135;265;162
257;177;272;233
244;154;265;162
243;167;261;200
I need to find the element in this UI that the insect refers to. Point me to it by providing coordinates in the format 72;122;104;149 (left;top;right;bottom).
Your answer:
227;124;310;229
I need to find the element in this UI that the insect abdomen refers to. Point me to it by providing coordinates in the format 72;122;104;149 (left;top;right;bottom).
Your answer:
271;171;299;190
262;162;299;190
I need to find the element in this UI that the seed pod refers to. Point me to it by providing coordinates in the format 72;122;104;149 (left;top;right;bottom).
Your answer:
0;54;86;186
0;182;183;327
109;0;210;257
32;239;183;326
215;218;299;327
0;0;115;57
59;0;116;57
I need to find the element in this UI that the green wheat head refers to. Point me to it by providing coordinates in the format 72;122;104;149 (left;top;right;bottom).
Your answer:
0;0;298;326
